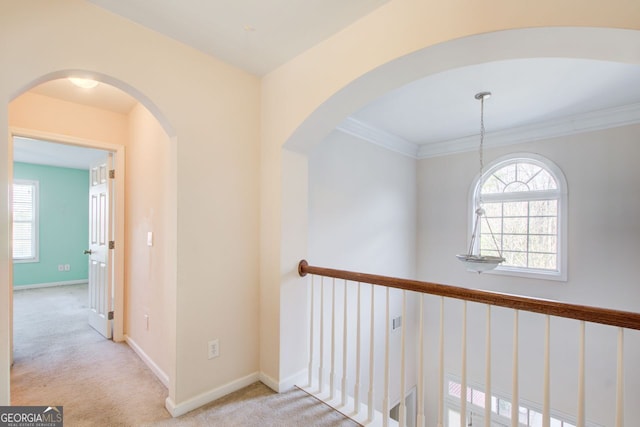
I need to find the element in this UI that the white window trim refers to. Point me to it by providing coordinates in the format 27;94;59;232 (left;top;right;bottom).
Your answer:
468;153;568;281
13;179;39;263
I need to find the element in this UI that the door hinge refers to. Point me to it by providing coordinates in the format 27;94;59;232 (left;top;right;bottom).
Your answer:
109;169;115;179
108;311;114;320
109;241;115;249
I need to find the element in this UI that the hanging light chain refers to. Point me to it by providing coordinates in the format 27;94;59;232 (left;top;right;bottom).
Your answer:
475;91;490;207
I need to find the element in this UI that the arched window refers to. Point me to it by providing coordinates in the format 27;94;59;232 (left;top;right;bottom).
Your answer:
471;153;567;280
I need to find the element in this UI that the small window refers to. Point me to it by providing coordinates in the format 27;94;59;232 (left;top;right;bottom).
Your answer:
13;179;39;263
471;154;567;281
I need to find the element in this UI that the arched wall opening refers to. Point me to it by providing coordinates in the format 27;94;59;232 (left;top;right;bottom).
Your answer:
3;70;178;408
277;26;640;420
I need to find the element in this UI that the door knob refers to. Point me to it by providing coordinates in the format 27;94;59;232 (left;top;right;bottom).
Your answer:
83;249;93;255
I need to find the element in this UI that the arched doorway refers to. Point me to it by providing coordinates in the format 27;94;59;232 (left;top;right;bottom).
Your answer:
7;72;177;410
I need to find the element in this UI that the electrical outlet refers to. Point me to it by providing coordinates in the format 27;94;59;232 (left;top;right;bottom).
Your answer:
64;264;70;271
392;316;402;331
208;339;219;360
58;264;64;272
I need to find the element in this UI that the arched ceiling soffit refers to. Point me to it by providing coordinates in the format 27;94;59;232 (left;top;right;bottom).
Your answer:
284;27;640;157
10;69;176;139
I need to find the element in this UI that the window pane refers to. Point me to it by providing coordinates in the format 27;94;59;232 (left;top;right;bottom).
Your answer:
491;396;498;413
448;409;461;427
482;202;503;217
529;409;543;427
503;201;528;217
530;200;557;216
517;162;542;184
529;169;557;191
472;389;485;408
482;175;506;194
529;235;557;253
493;164;516;185
529;217;557;234
497;399;511;418
503;234;527;252
519;406;528;424
550;418;563;427
448;381;461;398
503;217;527;234
504;181;530;192
503;251;527;267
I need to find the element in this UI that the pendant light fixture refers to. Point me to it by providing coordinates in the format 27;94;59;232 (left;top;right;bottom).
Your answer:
456;91;505;273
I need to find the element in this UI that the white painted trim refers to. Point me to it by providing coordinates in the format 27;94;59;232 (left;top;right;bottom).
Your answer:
338;103;640;159
260;368;307;393
9;127;126;344
420;102;640;158
337;117;419;158
165;372;260;417
259;371;279;392
124;335;169;388
12;280;88;290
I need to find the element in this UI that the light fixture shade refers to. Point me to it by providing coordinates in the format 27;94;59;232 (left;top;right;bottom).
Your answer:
68;77;99;89
456;91;505;273
456;254;505;273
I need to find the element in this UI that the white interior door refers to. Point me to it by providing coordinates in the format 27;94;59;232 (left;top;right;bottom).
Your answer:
86;155;113;339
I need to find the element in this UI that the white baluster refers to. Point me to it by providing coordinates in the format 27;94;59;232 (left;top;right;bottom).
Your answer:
399;290;407;427
308;275;315;388
615;328;624;427
438;297;445;427
330;278;336;400
367;284;376;423
543;315;550;427
354;282;362;415
383;287;390;427
319;277;324;393
341;279;348;407
511;310;519;427
417;294;425;427
461;301;467;427
577;320;585;427
485;305;491;427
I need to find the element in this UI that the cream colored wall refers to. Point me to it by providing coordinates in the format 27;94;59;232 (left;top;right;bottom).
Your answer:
125;103;174;381
259;0;640;386
0;0;260;409
9;92;128;144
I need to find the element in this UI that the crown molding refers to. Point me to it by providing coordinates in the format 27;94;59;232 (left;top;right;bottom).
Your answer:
336;117;419;158
337;103;640;159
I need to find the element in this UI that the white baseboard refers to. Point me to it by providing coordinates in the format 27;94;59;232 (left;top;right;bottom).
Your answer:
13;280;88;290
165;372;260;418
124;335;169;388
259;369;306;393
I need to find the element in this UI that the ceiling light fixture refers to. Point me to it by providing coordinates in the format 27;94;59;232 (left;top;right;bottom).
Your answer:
456;91;505;273
68;77;99;89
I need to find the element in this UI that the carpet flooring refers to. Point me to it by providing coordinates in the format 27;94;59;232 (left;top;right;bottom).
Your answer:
11;284;359;426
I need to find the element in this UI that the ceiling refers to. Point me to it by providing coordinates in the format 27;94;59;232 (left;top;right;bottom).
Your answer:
14;3;640;167
13;137;109;170
86;0;390;76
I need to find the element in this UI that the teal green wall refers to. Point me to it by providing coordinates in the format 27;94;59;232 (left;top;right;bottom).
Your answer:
13;162;89;287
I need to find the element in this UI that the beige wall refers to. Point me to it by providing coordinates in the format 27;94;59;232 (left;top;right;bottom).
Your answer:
2;0;640;416
125;103;175;382
0;0;260;410
9;92;128;145
260;0;640;386
8;90;177;383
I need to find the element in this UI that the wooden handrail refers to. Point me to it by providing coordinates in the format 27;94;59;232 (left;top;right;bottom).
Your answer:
298;260;640;331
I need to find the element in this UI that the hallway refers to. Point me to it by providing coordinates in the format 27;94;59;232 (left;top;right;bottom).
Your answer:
11;284;358;426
